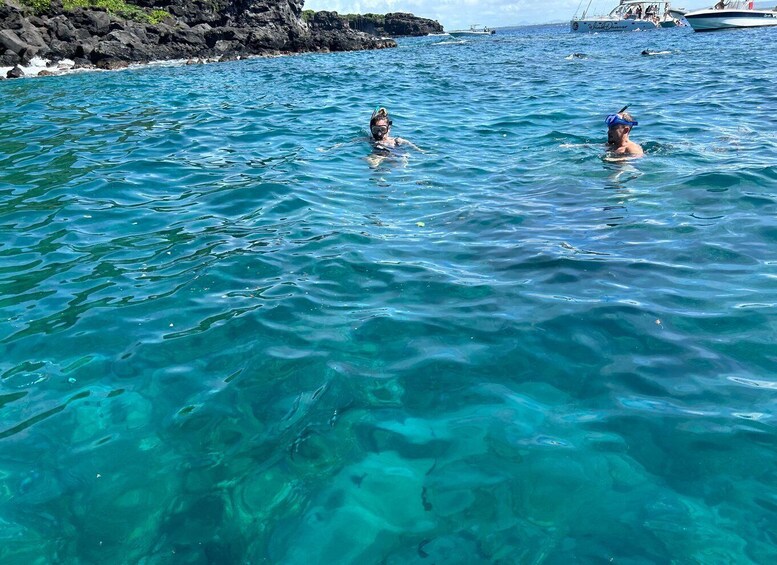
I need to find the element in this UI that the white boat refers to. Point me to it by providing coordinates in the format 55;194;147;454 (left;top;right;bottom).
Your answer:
668;7;689;19
447;25;496;38
571;1;680;32
684;1;777;31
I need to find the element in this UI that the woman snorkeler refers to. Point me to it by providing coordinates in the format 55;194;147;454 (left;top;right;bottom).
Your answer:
369;107;422;153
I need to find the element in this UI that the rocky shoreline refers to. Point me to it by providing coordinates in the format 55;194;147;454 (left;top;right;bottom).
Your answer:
0;1;440;79
325;12;443;37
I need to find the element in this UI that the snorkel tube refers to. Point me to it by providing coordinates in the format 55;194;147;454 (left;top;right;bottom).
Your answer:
605;105;638;128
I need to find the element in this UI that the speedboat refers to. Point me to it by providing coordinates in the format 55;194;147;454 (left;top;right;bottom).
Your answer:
668;7;689;19
571;1;679;32
447;25;496;38
684;1;777;31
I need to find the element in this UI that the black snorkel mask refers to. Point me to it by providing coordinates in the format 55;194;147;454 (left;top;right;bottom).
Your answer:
370;107;393;140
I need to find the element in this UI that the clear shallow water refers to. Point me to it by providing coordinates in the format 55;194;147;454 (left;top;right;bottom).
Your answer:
1;23;777;563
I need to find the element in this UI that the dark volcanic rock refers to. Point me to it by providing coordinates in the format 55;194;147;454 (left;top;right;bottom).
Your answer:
46;15;78;42
95;58;130;70
171;25;208;46
0;2;23;30
228;0;305;28
311;10;348;30
7;64;24;78
0;0;398;74
47;38;77;59
0;28;29;54
347;12;443;37
69;8;111;36
0;48;21;66
383;12;443;36
308;10;396;51
18;19;49;47
74;38;97;58
133;0;226;26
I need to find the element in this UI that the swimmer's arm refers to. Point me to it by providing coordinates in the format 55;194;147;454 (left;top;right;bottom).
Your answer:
603;153;632;163
366;153;386;168
396;138;425;153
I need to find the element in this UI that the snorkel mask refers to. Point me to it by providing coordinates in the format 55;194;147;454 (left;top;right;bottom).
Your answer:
605;105;638;128
370;107;393;140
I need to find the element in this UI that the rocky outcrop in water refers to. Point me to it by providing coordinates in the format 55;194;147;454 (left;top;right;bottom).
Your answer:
345;12;443;37
0;0;396;77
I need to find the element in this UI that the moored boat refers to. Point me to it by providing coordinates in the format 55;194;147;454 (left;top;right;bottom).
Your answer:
571;1;681;32
668;7;689;18
684;1;777;31
447;25;496;37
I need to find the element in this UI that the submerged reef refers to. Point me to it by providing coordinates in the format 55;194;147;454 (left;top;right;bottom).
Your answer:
0;0;405;76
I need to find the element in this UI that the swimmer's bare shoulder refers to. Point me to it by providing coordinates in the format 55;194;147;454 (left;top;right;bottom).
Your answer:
614;140;644;156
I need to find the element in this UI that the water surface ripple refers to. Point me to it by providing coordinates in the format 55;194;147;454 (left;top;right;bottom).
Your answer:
1;25;776;563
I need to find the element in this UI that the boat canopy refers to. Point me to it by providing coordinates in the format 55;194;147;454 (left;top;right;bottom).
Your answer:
577;0;674;19
608;1;673;18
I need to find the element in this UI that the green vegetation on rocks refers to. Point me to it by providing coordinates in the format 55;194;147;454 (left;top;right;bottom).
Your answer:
343;13;385;25
18;0;50;12
147;9;169;25
18;0;170;24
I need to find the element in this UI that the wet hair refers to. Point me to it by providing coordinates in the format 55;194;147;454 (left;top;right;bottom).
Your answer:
620;111;636;124
370;108;392;128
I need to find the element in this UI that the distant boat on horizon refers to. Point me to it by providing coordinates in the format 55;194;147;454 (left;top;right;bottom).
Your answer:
447;25;496;38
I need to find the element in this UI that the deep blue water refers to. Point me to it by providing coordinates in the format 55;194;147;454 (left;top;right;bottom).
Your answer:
1;23;777;563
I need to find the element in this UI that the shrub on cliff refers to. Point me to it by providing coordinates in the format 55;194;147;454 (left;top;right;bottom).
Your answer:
343;13;385;25
18;0;170;24
19;0;51;12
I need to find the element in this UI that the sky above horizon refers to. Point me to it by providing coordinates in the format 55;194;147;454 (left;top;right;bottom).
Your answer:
304;0;715;30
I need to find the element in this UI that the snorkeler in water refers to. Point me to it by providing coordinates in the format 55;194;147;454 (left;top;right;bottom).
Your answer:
369;107;422;152
606;105;644;157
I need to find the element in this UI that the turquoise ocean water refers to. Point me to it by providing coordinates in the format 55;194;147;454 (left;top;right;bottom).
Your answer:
2;24;777;563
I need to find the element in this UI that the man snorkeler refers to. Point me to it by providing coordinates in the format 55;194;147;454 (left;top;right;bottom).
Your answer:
369;107;421;152
606;106;644;157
